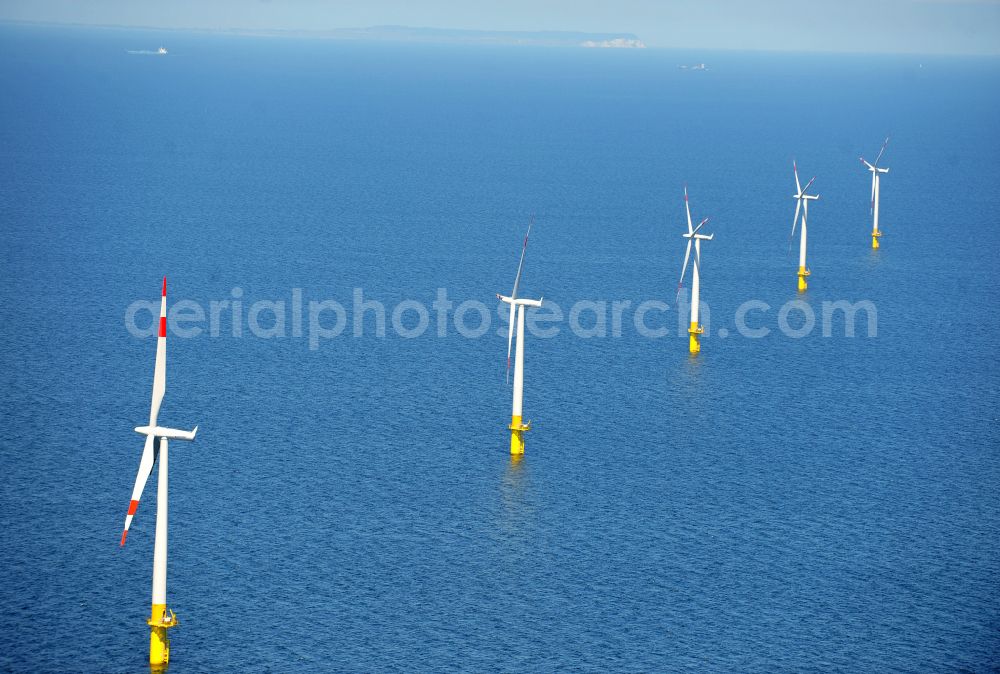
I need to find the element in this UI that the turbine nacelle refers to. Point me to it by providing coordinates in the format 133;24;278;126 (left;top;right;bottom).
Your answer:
134;425;199;441
497;294;543;307
860;159;890;174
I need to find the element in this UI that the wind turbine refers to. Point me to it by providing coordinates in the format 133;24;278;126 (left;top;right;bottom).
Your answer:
860;137;890;249
790;161;819;292
677;186;713;355
120;278;198;666
497;221;542;455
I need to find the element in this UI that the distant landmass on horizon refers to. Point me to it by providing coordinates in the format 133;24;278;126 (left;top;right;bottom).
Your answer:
0;20;646;48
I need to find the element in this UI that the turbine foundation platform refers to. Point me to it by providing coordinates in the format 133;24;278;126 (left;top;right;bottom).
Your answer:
509;415;531;455
148;604;177;665
797;266;811;292
688;322;704;354
872;229;882;249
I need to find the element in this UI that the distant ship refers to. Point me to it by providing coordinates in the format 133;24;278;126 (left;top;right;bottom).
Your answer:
126;47;170;56
678;63;707;70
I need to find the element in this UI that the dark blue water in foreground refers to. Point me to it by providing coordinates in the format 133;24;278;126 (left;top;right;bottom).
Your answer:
1;24;998;672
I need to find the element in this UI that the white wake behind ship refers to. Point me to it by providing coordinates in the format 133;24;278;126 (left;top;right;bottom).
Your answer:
126;47;168;55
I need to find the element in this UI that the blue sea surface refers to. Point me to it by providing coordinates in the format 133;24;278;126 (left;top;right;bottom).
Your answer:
0;24;998;672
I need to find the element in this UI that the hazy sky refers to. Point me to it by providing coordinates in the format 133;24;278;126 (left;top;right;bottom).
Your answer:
2;0;999;55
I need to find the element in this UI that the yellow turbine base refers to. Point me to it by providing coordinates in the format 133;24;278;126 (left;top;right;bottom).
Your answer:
509;415;530;455
148;603;177;665
872;230;882;249
797;266;810;292
688;322;703;354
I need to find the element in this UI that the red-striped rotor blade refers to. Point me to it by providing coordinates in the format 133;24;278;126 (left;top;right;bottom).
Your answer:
150;278;167;426
120;434;156;546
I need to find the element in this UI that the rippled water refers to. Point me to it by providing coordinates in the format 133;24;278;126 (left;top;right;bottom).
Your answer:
1;24;998;672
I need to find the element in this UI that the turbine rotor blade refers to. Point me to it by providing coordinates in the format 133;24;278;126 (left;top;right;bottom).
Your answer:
690;217;709;237
510;219;532;300
791;198;802;243
801;176;816;194
874;137;889;167
506;303;516;384
120;434;157;546
870;172;876;215
793;160;802;195
684;185;693;233
150;278;167;426
505;218;532;383
678;239;693;294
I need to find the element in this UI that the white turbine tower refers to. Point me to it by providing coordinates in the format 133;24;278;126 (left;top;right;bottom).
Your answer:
860;137;890;249
497;220;542;456
790;161;819;292
120;278;198;666
677;186;713;355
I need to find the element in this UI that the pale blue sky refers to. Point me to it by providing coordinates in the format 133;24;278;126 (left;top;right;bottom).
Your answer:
2;0;999;54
